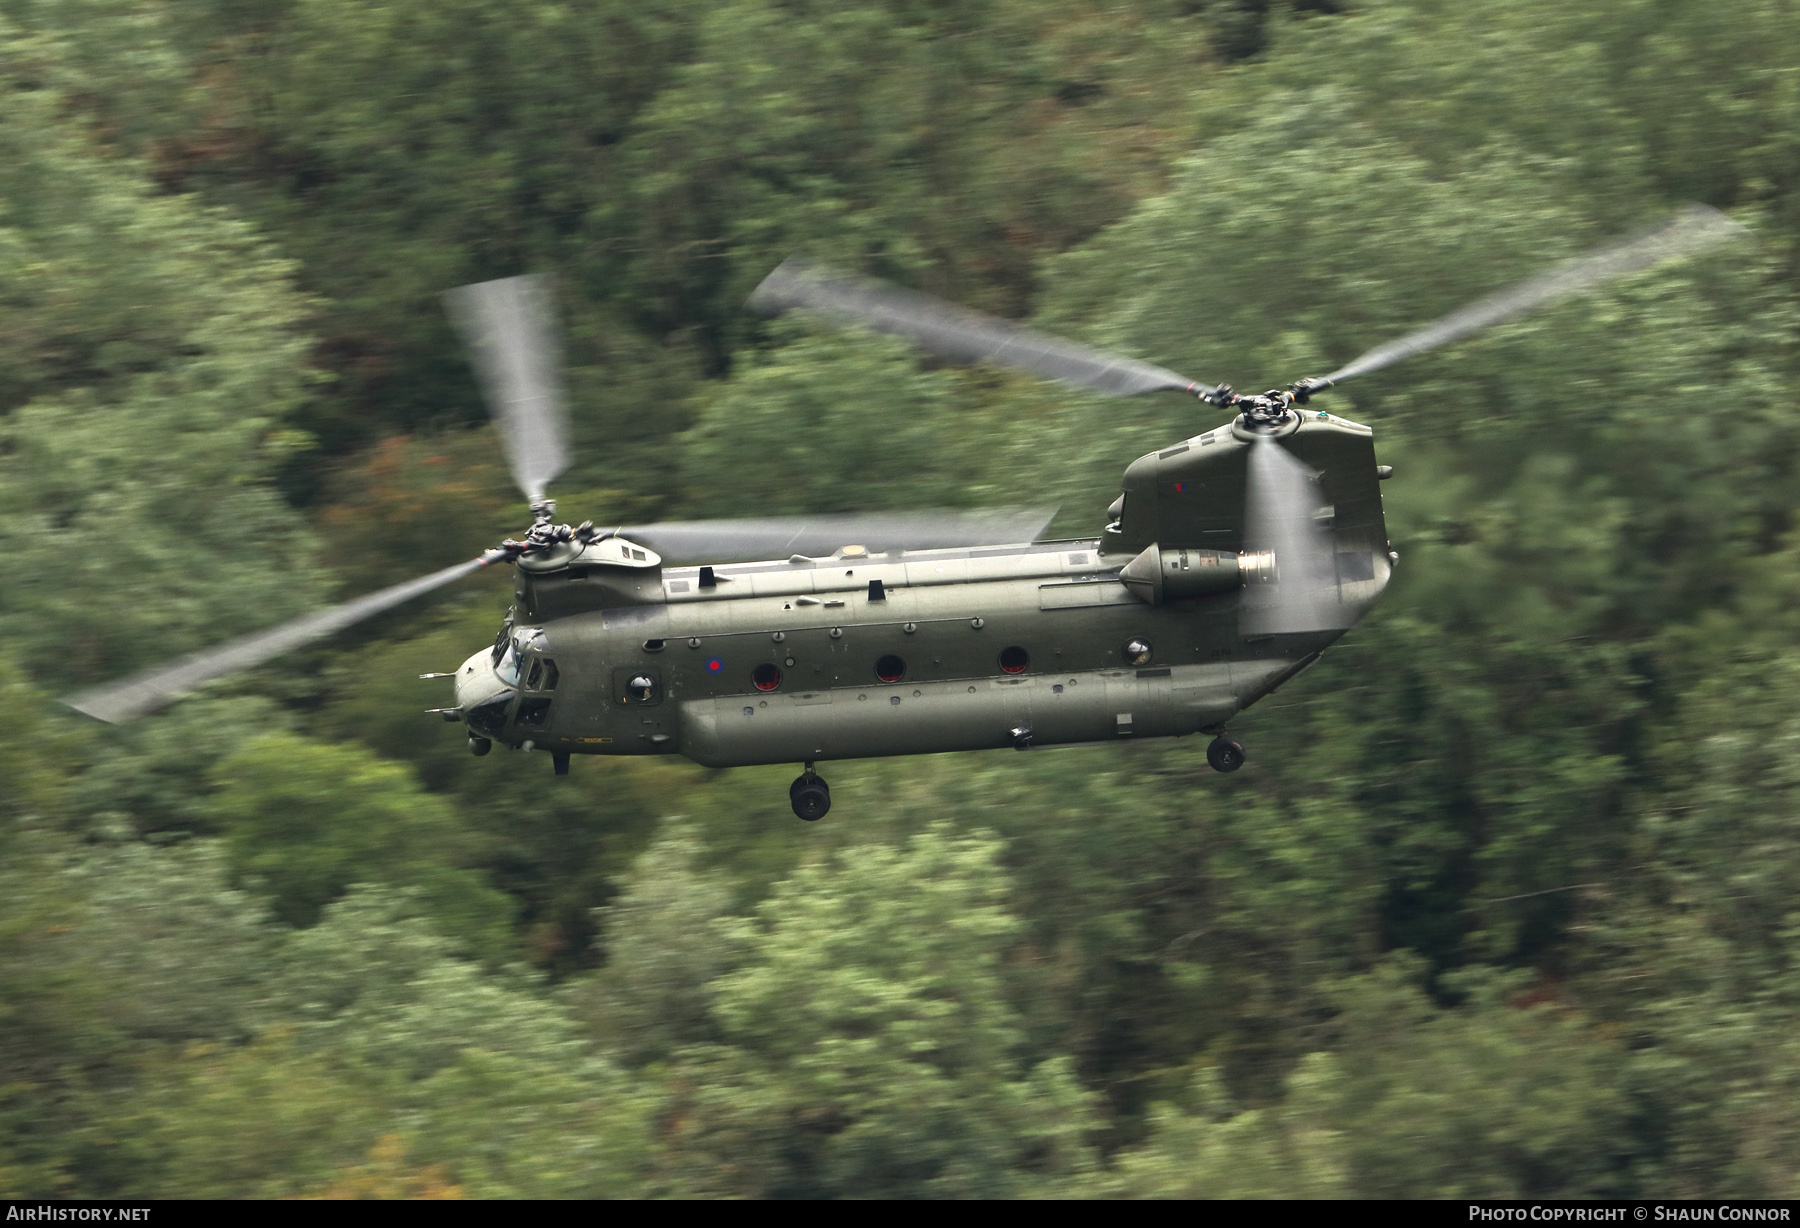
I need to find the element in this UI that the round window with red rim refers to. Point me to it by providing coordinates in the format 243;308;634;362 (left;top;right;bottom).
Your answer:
874;654;906;683
751;663;783;691
998;646;1030;674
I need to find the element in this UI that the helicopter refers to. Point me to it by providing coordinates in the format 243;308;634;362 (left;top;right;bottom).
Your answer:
66;205;1743;820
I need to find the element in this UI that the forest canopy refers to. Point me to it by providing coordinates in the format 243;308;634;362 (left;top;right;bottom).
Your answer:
4;0;1800;1199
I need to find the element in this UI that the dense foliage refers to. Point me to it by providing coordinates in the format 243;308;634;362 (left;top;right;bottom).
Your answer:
4;0;1800;1198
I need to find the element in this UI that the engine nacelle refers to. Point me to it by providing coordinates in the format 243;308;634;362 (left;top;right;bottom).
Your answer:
1119;543;1242;606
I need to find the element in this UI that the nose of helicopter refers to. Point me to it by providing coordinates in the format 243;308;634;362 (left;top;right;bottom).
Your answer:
454;646;510;718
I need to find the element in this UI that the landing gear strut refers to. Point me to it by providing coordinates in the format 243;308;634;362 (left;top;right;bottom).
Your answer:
1206;734;1246;773
790;762;831;821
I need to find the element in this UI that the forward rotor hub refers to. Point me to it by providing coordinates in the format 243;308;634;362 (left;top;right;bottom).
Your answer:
1200;384;1308;429
488;498;612;564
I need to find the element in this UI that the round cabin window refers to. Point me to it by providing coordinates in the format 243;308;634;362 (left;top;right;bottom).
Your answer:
874;654;906;683
1123;638;1153;667
751;662;783;692
998;646;1030;675
627;674;657;702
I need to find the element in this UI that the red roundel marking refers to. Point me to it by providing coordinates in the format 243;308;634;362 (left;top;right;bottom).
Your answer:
705;657;724;673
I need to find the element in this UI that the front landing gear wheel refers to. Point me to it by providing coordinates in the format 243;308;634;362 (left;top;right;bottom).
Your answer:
1207;735;1246;773
790;771;831;821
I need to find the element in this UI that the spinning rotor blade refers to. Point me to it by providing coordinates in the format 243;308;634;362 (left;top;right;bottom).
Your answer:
618;506;1059;564
444;274;570;502
750;258;1216;399
1239;437;1354;637
1322;204;1747;386
65;557;493;723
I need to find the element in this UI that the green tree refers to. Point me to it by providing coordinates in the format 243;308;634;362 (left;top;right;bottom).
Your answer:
660;824;1094;1198
1097;960;1633;1198
91;887;656;1198
3;1;1211;500
1093;1057;1349;1199
569;820;743;1066
0;832;277;1195
206;732;512;955
677;322;1005;518
1323;962;1634;1198
262;887;656;1198
64;697;296;841
0;41;324;685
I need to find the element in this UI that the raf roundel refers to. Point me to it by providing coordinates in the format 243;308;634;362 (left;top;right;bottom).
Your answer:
705;656;724;674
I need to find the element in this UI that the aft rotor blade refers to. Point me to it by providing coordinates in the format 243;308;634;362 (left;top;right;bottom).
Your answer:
1239;437;1354;637
444;274;571;502
750;258;1216;399
65;557;493;723
618;506;1059;564
1322;204;1748;386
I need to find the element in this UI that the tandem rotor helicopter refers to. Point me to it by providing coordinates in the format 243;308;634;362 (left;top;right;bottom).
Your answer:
69;206;1742;819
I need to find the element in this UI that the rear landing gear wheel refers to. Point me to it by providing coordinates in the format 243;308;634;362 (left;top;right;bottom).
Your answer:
1207;735;1246;773
790;768;831;821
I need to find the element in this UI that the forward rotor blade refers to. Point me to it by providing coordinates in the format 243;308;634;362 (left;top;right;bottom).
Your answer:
1239;437;1354;637
1322;204;1748;386
750;258;1214;399
65;557;492;723
444;274;570;502
618;506;1059;564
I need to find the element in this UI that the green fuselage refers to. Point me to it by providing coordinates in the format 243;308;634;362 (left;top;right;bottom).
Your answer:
453;412;1392;768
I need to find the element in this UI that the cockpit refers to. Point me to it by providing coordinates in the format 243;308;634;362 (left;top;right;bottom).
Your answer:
463;625;561;741
491;625;551;688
